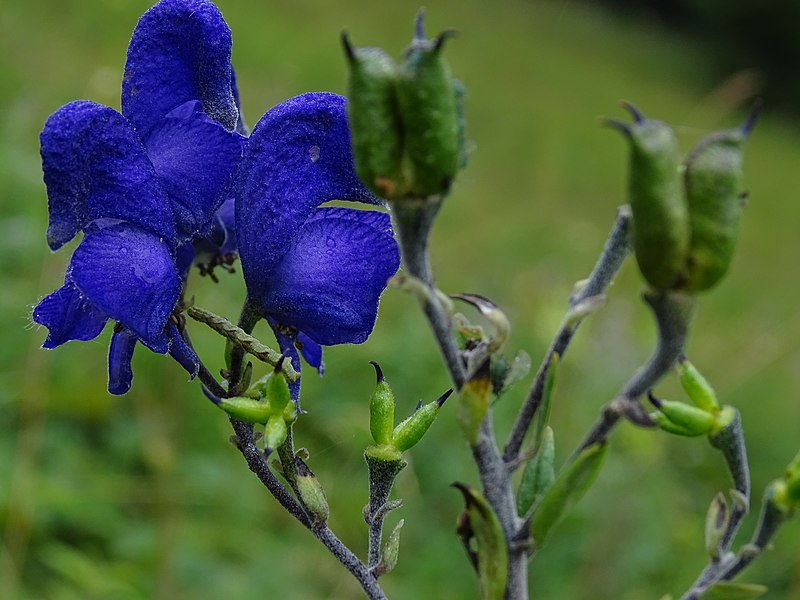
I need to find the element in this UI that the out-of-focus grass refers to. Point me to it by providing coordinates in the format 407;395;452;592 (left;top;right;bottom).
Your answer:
2;1;800;599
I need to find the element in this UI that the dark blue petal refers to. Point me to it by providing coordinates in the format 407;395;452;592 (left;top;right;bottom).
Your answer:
269;320;302;405
256;207;399;345
231;68;249;135
122;0;238;133
108;327;137;395
297;331;324;375
236;92;381;300
32;279;108;349
69;223;180;352
143;100;245;240
167;323;199;379
175;241;195;278
40;101;175;250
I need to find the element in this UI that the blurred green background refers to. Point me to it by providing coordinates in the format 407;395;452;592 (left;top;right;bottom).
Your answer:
3;1;800;598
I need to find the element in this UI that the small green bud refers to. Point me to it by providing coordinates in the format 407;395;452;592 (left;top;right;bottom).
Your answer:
606;102;689;291
650;410;702;437
391;388;452;452
530;441;607;549
263;413;288;454
677;355;720;413
648;392;716;436
295;457;329;523
266;356;292;415
453;482;508;600
457;357;491;444
217;395;271;424
374;519;404;577
517;426;556;517
369;362;395;445
704;492;730;560
342;33;404;198
682;104;759;293
396;11;461;197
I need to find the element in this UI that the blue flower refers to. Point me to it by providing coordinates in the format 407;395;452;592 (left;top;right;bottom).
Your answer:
33;0;245;394
236;92;400;398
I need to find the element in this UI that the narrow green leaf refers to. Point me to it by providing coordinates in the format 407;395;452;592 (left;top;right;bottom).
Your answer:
517;427;556;516
698;581;767;600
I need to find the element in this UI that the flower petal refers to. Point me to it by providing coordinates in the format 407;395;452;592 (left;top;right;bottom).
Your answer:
108;327;137;395
143;100;245;240
236;92;381;300
40;101;175;250
256;207;399;345
297;331;324;375
269;320;302;404
69;223;180;352
167;323;200;379
32;279;108;349
122;0;238;133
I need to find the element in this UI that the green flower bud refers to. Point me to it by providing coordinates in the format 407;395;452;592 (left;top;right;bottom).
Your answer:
391;388;452;452
530;441;607;549
295;457;329;523
453;482;508;600
369;362;395;446
263;413;288;454
396;11;461;197
457;357;491;444
342;33;404;198
648;392;716;436
677;355;720;413
517;426;556;517
606;102;689;291
682;105;760;292
217;395;271;424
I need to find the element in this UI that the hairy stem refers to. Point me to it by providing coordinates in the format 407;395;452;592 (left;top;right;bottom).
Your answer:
504;205;632;464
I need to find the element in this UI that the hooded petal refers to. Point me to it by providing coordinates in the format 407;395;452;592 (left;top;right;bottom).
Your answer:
108;327;138;395
255;207;399;345
122;0;238;133
143;100;245;240
32;279;108;349
40;101;175;250
236;92;381;300
167;323;200;379
69;223;180;352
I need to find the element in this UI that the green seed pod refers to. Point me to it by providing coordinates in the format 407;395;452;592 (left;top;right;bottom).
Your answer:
396;11;460;197
391;388;452;452
606;102;689;291
517;426;556;517
217;396;271;424
677;355;720;413
263;413;288;454
530;441;607;549
648;392;716;436
682;106;760;292
295;457;329;523
342;33;404;198
650;410;702;437
265;357;292;415
368;362;395;445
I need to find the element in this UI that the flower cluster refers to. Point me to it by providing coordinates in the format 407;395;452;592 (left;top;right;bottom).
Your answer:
34;0;399;398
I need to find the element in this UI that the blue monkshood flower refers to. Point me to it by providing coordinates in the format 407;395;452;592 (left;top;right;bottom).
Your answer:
236;92;400;399
33;0;245;394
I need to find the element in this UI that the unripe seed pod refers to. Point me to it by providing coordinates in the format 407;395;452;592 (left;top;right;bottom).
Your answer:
342;33;404;198
391;388;452;452
681;105;760;292
265;357;292;415
396;11;460;197
369;361;395;445
648;392;715;436
676;355;720;413
606;103;689;291
295;457;329;523
263;413;288;453
217;395;271;424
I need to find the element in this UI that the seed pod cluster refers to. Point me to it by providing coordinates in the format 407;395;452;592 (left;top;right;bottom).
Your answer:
344;10;463;199
607;102;759;293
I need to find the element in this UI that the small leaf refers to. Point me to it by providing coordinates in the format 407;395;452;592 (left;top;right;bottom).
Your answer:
704;492;729;560
457;357;491;444
517;427;556;516
374;519;404;577
698;581;767;600
530;441;607;549
453;482;508;600
532;353;558;450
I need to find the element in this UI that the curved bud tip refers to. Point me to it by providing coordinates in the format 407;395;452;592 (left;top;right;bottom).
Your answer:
415;399;423;411
414;8;426;40
620;100;645;124
341;30;355;61
602;117;632;138
274;354;286;373
436;388;454;406
370;360;385;383
740;98;763;136
647;391;663;409
434;29;458;53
